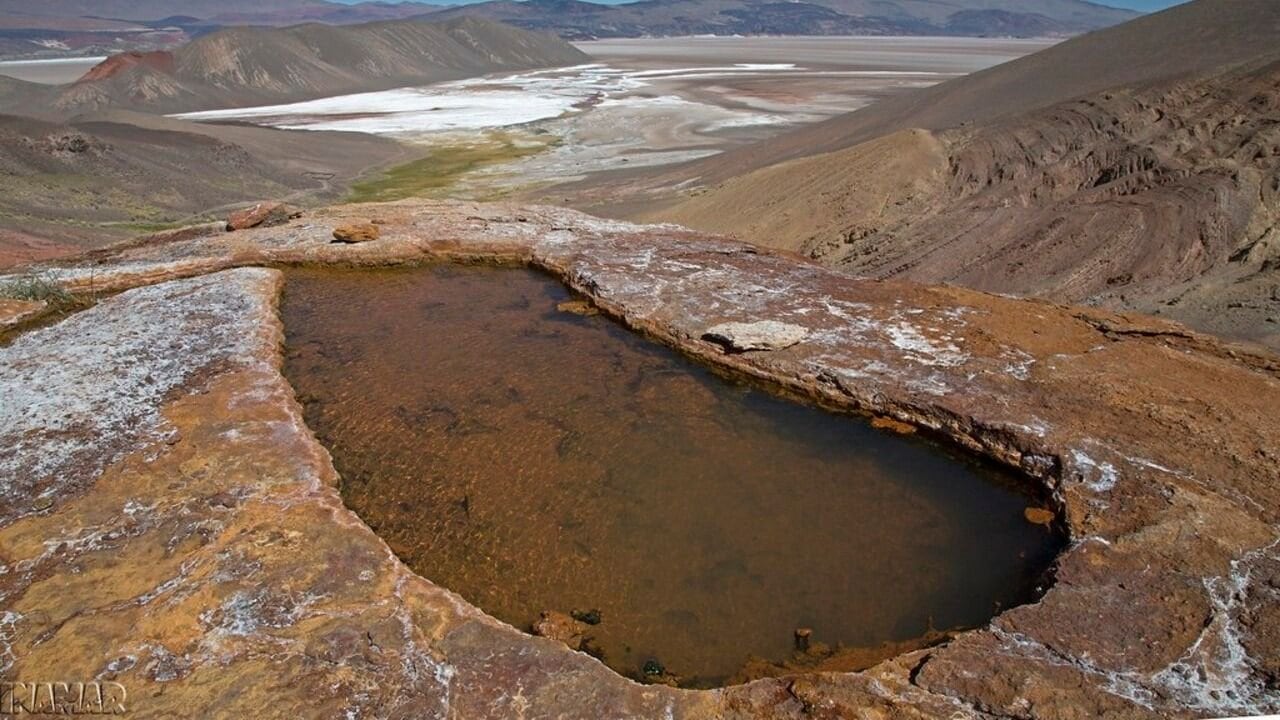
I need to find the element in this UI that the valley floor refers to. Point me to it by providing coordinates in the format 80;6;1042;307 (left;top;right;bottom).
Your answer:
178;36;1052;202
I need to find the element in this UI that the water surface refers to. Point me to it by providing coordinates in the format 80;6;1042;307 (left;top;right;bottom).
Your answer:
281;266;1062;686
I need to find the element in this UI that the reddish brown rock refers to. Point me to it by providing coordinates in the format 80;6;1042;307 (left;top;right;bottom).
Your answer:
226;202;297;232
332;223;381;244
871;415;917;435
531;611;591;650
77;51;175;83
0;199;1277;718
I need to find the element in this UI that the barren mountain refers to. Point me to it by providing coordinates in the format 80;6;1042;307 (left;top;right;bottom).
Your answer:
5;17;588;116
647;0;1280;350
0;0;440;24
0;1;446;60
424;0;1136;39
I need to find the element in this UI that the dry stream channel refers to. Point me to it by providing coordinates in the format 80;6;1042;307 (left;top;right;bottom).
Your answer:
281;265;1064;687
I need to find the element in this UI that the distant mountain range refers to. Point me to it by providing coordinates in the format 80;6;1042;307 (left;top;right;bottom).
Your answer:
0;1;443;58
0;0;442;25
0;0;1139;59
426;0;1139;40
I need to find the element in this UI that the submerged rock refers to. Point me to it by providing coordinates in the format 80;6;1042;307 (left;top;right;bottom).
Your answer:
557;298;599;316
703;320;809;352
331;223;381;244
531;610;590;650
571;608;602;625
1024;507;1055;526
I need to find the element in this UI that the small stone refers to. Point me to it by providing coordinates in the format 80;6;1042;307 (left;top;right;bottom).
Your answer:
32;496;53;512
226;202;297;231
703;320;809;352
641;659;664;677
1024;507;1055;526
557;299;599;316
332;223;381;244
531;611;589;650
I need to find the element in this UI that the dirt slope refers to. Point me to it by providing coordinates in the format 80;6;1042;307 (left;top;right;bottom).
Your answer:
648;0;1280;350
665;0;1280;186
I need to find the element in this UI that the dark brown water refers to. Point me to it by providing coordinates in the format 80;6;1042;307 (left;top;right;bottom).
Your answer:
281;266;1062;686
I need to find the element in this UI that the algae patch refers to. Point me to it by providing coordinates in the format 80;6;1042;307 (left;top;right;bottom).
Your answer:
348;131;558;203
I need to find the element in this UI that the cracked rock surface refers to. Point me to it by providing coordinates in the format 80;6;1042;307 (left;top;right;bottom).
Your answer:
1;199;1278;718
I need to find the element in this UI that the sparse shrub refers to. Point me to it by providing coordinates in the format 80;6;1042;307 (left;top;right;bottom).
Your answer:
0;273;83;311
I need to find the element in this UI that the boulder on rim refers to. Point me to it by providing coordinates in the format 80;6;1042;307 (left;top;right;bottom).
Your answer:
332;223;381;244
226;202;298;232
703;320;809;352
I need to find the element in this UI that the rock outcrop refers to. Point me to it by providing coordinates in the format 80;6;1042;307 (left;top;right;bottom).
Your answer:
1;199;1278;718
226;202;298;232
703;320;810;352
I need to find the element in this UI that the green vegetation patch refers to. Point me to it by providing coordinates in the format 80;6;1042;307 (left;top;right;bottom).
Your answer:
348;131;557;203
0;273;90;313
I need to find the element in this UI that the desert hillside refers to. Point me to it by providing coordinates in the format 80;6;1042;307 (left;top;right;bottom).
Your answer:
650;0;1280;349
665;0;1280;185
0;111;408;265
4;17;588;116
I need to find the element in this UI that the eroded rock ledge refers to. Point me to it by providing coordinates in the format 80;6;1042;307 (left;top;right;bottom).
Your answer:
1;200;1278;719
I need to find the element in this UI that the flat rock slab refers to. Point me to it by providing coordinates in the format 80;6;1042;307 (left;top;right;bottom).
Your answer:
704;320;809;351
1;199;1279;719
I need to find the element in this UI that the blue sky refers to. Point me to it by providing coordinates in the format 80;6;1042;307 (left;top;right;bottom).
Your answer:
1094;0;1187;10
338;0;1191;8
